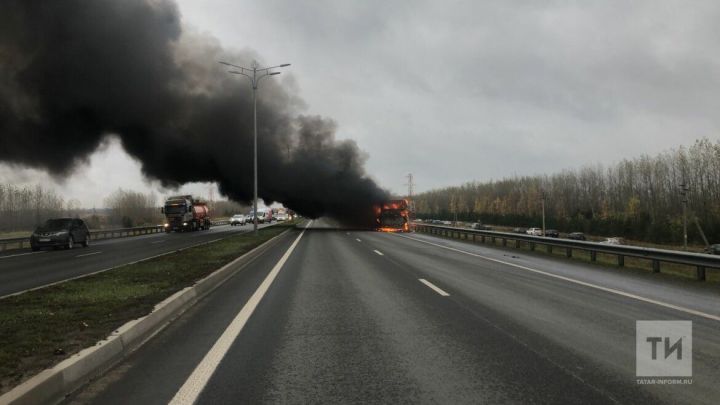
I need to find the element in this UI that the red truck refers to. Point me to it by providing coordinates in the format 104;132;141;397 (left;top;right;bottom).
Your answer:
375;199;410;232
161;195;211;232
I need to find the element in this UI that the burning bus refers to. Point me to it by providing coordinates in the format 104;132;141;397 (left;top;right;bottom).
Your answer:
375;199;410;232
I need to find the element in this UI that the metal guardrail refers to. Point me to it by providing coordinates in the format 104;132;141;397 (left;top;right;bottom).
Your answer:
0;220;231;252
414;223;719;281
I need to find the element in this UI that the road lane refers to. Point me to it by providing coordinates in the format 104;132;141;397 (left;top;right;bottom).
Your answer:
0;223;273;297
357;230;720;405
196;228;636;404
64;224;719;404
63;227;302;405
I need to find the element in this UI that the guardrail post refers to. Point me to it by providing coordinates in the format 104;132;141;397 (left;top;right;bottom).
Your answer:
491;236;496;244
590;251;597;262
696;266;706;281
566;248;572;258
481;235;485;243
515;240;520;248
502;238;507;247
617;255;625;267
530;242;535;251
652;260;660;273
472;234;476;242
547;245;553;254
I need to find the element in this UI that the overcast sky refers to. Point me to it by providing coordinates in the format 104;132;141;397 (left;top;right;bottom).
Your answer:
2;0;719;207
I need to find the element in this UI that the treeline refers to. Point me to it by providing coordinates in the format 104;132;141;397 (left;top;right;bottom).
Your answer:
104;189;163;228
414;139;720;244
0;184;253;232
0;184;73;231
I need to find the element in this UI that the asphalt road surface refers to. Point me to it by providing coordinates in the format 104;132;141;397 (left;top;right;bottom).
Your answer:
0;223;272;298
65;219;719;404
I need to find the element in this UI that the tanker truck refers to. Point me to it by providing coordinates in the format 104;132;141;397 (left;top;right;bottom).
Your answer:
161;195;211;233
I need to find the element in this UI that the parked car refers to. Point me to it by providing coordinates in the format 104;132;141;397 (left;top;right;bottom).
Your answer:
512;227;528;234
704;244;720;255
601;237;625;245
526;227;543;236
275;212;289;221
544;229;559;237
30;218;90;251
230;214;246;226
567;232;586;241
441;220;452;225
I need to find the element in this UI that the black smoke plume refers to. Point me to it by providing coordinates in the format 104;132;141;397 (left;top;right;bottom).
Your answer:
0;0;388;226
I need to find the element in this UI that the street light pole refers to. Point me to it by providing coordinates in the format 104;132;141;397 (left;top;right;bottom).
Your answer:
219;60;290;236
680;183;689;250
541;189;546;237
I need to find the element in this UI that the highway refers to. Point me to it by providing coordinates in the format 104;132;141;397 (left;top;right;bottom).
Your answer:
57;219;720;404
0;223;272;298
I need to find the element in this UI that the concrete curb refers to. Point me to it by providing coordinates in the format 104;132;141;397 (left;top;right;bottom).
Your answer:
0;226;294;405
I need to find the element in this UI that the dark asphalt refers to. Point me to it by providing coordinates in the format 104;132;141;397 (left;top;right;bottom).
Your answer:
0;223;272;297
64;220;719;404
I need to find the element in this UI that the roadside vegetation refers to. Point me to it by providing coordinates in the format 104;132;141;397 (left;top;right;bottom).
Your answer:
0;222;296;395
415;138;720;246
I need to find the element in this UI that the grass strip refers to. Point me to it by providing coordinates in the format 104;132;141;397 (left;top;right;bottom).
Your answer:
0;223;295;394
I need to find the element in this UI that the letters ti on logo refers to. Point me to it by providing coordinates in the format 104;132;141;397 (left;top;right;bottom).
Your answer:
636;320;692;377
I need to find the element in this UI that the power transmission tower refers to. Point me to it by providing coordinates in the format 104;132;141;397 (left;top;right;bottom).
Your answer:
405;173;415;213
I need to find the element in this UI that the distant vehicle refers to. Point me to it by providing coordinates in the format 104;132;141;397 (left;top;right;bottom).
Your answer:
31;218;90;251
161;195;211;232
601;237;625;245
415;219;424;222
512;227;528;234
275;209;289;221
704;244;720;255
544;229;559;237
441;220;452;226
471;223;492;230
375;199;410;232
230;214;246;226
249;209;273;224
567;232;586;241
526;228;543;236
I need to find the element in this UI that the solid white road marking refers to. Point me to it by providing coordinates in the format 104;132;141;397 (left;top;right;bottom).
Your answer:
398;234;720;322
373;249;384;256
151;240;167;244
356;238;362;242
0;251;46;259
419;278;450;296
169;220;313;405
75;251;102;258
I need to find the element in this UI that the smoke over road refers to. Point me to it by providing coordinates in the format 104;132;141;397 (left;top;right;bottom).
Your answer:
0;0;388;225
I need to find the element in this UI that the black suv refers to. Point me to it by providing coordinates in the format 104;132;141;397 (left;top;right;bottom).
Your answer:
31;218;90;251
